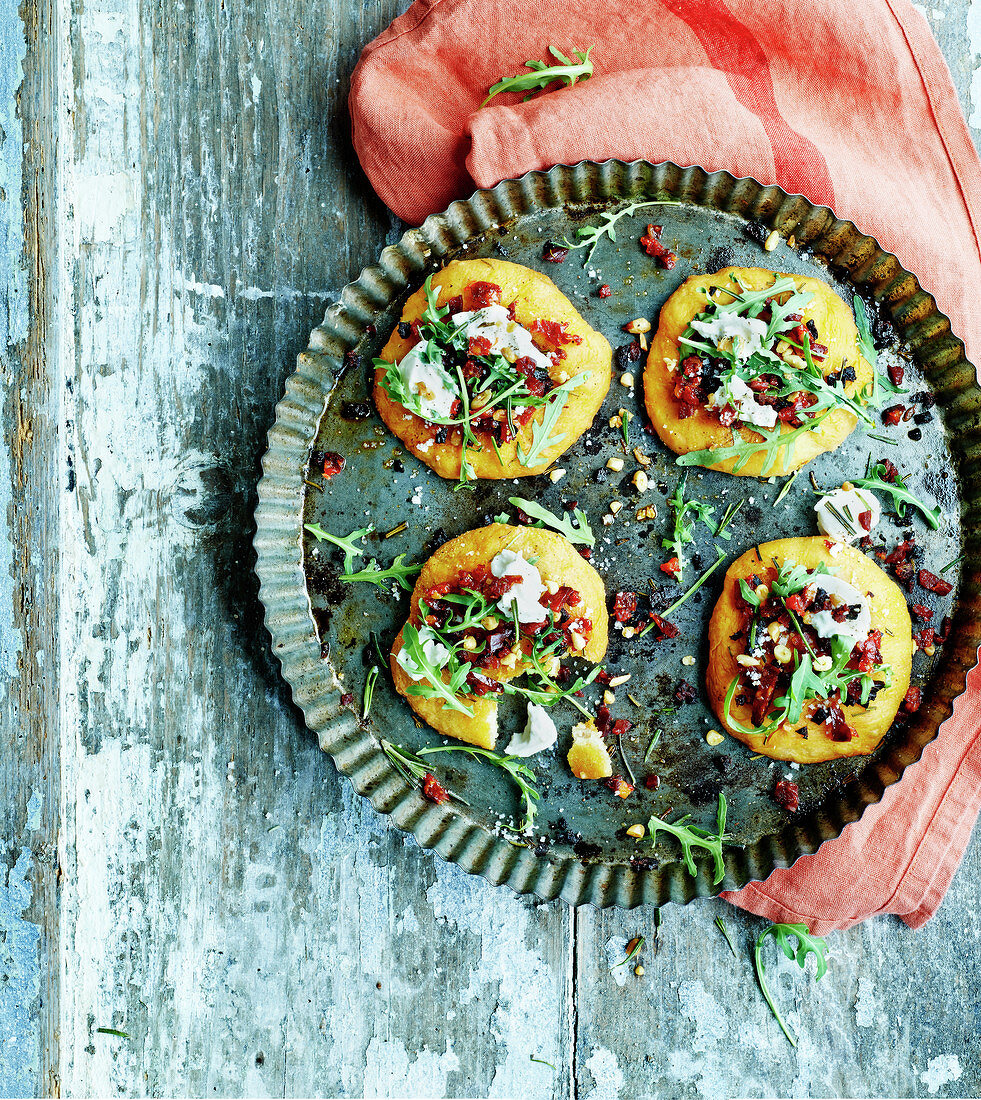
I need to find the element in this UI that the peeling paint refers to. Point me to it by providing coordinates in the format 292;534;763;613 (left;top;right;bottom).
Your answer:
583;1046;623;1100
0;849;41;1097
921;1054;964;1094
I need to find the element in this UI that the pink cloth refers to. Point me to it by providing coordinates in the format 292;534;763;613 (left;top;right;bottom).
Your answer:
350;0;981;929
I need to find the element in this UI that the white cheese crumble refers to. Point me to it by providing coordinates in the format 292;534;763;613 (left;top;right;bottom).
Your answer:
713;373;778;428
815;487;881;542
393;341;458;420
506;703;558;757
690;310;769;361
808;574;872;645
395;626;450;680
490;549;548;623
451;304;553;372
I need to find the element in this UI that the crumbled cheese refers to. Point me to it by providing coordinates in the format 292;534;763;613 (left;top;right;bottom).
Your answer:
809;574;872;644
714;373;778;428
506;703;558;757
690;310;769;360
815;487;881;542
394;341;458;420
490;549;548;623
395;626;450;680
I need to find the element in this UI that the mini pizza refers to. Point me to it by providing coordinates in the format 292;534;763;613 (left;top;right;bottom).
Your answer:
390;523;608;750
644;267;874;477
706;537;914;763
373;259;612;482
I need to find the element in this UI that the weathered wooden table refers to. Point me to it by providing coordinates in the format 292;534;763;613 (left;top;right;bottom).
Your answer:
2;2;980;1097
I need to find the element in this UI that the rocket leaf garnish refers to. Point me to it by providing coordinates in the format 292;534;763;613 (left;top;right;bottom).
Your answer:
508;496;595;546
753;922;829;1047
481;45;595;108
647;792;731;884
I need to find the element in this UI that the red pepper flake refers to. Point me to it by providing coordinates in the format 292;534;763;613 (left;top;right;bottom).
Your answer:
468;335;492;358
879;459;900;482
674;681;697;705
542;241;569;263
902;685;923;714
884;538;916;565
858;510;873;532
597;284;612;298
773;778;800;813
613;591;638;623
340;692;354;707
322;451;345;479
646;613;680;640
611;719;633;738
887;364;905;387
660;557;681;577
604;775;634;799
785;591;809;613
918;569;953;596
639;223;678;268
578;547;592;560
644;774;661;790
913;627;935;651
910;603;933;621
422;773;450;805
882;404;905;426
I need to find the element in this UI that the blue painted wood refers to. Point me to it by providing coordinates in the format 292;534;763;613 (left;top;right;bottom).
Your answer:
1;1;979;1097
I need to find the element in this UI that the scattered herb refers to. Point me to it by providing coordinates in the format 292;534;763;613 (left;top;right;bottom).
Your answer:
418;744;541;833
715;499;744;538
867;432;899;446
647;792;731;884
644;729;662;762
482;45;594;107
941;553;965;574
509;496;595;546
646;547;726;627
379;739;469;806
362;666;380;719
304;522;373;573
753;922;829;1047
619;739;636;786
852;459;940;530
561;199;681;267
516;372;591;468
610;936;645;969
530;1055;557;1070
715;916;738;958
854;294;906;407
662;476;718;581
95;1028;130;1038
621;409;631;451
341;553;423;590
774;472;798;507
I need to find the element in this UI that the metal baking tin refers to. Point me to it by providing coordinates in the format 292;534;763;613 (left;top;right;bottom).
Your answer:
254;160;981;908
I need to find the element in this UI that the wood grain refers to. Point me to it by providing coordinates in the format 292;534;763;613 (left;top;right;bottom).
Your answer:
1;0;980;1097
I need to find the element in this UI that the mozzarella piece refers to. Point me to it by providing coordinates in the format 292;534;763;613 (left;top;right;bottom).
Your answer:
490;549;548;623
451;304;553;372
506;703;558;758
714;373;779;428
395;341;458;420
808;574;872;645
396;626;451;680
814;487;881;542
690;310;769;361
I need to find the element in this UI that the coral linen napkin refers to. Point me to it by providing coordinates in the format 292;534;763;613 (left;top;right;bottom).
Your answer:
349;0;981;930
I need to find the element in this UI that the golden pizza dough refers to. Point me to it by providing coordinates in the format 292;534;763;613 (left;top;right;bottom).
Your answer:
706;537;913;763
391;523;608;748
643;267;873;477
374;259;612;479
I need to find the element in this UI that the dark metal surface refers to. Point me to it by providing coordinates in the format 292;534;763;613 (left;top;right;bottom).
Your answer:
255;160;981;908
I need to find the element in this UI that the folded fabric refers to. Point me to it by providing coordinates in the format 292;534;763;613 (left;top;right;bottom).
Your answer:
349;0;981;929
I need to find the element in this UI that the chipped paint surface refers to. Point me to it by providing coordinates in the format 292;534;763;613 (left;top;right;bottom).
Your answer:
921;1054;964;1094
0;849;40;1097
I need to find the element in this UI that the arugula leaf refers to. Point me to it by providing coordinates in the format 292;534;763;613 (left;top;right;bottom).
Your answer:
677;410;834;476
418;744;541;834
853;294;906;407
561;199;681;267
397;622;474;716
481;45;595;107
508;496;595;546
852;461;941;530
516;373;589;467
754;922;829;1047
662;476;717;581
305;522;374;573
738;579;761;608
341;553;422;590
647;792;731;885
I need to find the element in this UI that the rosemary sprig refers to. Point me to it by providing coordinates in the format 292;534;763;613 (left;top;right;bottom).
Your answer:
941;553;965;574
362;666;379;719
715;916;738;958
753;922;829;1047
481;45;594;107
508;496;595;546
95;1028;130;1038
715;499;744;538
562;199;682;267
647;792;731;885
774;471;798;506
644;729;662;762
418;744;541;834
610;936;645;969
